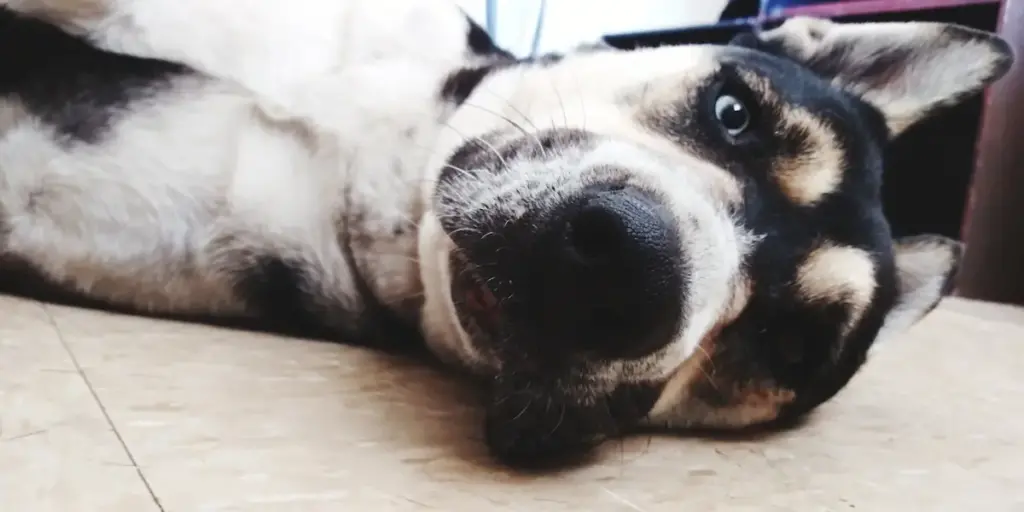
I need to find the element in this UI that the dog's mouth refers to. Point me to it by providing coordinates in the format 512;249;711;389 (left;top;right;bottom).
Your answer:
448;250;504;350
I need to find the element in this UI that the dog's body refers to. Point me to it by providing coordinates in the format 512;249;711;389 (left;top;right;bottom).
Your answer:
0;0;1013;466
0;0;503;345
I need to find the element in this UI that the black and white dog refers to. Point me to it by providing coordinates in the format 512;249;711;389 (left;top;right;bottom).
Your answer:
0;0;1012;467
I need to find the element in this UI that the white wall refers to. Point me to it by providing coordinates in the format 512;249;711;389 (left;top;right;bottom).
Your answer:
454;0;729;57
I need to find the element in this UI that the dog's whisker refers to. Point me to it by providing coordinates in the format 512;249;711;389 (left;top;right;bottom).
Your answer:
440;122;510;172
464;91;551;160
460;101;550;160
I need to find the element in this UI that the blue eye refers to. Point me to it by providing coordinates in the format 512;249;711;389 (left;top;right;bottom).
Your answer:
714;94;751;136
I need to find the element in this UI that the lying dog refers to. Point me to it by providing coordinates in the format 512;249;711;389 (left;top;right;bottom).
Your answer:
0;0;1013;467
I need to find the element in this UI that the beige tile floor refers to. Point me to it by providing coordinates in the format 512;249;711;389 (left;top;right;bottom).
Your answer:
2;294;1024;511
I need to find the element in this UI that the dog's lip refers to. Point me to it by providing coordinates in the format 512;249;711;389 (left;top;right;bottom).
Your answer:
449;251;503;336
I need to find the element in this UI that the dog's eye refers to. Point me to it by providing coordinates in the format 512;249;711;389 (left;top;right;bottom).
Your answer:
714;94;751;136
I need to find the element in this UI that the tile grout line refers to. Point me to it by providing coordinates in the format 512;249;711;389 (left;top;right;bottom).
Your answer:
41;304;168;512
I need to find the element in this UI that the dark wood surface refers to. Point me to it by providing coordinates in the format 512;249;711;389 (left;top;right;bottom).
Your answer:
958;0;1024;305
771;0;999;18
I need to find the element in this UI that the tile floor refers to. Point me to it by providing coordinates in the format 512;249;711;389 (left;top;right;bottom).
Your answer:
2;295;1024;511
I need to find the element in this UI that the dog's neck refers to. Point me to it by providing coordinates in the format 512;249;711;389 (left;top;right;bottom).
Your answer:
337;58;522;322
329;121;438;325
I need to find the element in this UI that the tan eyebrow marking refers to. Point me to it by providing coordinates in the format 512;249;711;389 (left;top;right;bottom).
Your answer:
738;70;846;206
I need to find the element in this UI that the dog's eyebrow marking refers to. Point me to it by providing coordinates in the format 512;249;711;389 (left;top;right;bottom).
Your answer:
739;70;845;206
794;242;877;331
773;108;845;206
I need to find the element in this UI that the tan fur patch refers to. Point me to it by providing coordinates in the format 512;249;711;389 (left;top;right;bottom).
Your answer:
646;274;791;430
795;243;877;332
647;273;753;421
647;330;797;429
695;385;796;428
647;325;719;420
724;274;754;325
5;0;109;24
773;109;845;206
739;71;845;206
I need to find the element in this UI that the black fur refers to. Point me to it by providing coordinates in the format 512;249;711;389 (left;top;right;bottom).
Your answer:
485;373;660;468
439;15;515;105
440;65;501;105
440;128;511;176
496;128;593;162
439;128;595;186
225;240;425;355
231;253;335;337
0;250;424;357
464;14;513;60
0;7;188;143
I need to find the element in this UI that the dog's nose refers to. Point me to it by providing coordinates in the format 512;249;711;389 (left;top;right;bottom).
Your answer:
563;186;670;269
524;184;686;359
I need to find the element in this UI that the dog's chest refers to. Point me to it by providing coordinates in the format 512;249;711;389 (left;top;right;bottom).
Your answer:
340;118;447;321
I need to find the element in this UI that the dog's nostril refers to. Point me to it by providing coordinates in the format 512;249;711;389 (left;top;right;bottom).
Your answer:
562;186;671;270
565;204;626;264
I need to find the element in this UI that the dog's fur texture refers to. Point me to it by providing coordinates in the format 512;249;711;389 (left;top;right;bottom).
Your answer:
0;0;1013;467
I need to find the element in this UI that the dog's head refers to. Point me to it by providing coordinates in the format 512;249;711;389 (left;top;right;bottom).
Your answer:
417;17;1013;467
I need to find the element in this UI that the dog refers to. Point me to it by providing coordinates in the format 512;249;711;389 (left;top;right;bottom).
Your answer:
0;0;1013;467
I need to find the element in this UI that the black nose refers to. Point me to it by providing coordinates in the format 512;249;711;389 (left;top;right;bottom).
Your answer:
504;184;686;360
564;186;672;269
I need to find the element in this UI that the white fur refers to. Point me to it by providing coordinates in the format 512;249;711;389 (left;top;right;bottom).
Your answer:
0;78;248;313
0;0;477;317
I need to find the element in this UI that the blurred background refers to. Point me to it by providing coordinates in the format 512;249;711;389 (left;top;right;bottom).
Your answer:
453;0;728;57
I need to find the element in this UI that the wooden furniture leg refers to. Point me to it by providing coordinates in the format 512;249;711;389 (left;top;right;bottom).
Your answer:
959;0;1024;305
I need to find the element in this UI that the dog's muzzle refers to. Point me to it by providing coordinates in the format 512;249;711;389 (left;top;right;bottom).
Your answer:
448;182;687;364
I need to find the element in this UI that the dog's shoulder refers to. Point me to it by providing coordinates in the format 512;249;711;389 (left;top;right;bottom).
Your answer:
0;7;192;142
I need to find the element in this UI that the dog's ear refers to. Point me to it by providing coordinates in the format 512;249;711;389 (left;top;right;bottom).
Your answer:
875;235;962;342
730;17;1014;136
